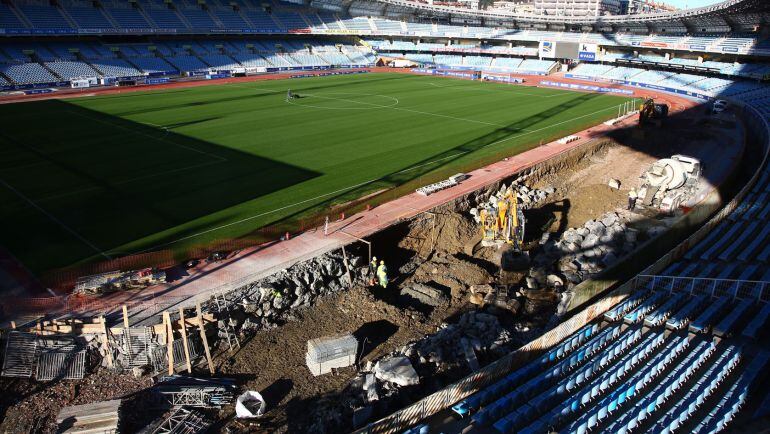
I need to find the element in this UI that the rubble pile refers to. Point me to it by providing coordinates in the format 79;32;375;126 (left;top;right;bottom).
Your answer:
470;182;555;222
530;211;638;291
398;311;513;370
215;250;365;335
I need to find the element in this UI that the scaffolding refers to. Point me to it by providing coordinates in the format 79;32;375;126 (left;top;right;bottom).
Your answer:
154;376;236;408
150;407;211;434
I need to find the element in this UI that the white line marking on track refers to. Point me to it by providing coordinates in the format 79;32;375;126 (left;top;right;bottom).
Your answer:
0;178;111;259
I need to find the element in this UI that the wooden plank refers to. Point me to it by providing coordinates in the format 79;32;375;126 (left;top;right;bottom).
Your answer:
57;399;121;423
196;303;215;375
122;305;129;329
163;312;174;376
178;308;192;373
99;316;112;368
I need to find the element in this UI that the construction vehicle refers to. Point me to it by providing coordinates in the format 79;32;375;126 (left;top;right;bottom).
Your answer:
466;187;527;270
638;155;702;214
479;189;525;250
639;98;669;126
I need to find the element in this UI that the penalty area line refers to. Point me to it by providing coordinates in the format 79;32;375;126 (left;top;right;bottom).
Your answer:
0;178;111;259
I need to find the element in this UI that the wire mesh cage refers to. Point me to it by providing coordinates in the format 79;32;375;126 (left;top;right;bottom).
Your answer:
306;334;358;364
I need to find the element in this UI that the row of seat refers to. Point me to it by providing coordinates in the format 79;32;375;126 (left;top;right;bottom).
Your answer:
0;39;375;85
512;330;666;434
445;276;770;434
558;336;702;434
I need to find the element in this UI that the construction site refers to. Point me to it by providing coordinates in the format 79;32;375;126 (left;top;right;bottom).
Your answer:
1;86;755;434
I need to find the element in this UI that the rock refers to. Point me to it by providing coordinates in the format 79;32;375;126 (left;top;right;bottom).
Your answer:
608;178;621;190
242;318;260;331
547;274;565;287
525;276;538;289
581;233;600;249
132;366;147;378
400;284;448;307
564;272;582;284
544;186;556;194
601;213;619;228
373;356;419;387
310;279;323;292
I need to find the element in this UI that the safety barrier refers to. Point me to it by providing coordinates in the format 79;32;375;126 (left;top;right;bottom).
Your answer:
633;275;770;303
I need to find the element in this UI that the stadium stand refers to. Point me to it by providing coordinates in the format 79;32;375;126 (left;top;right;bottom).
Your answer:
88;58;141;77
1;62;58;84
448;282;770;434
45;60;99;80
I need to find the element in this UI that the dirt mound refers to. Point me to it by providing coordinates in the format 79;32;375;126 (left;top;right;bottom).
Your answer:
408;253;494;299
398;213;477;256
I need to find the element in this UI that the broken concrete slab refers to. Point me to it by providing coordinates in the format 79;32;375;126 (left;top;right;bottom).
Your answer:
399;284;448;307
373;356;419;387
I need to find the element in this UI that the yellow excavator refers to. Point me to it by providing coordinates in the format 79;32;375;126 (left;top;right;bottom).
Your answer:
639;98;669;126
466;188;526;260
479;189;525;250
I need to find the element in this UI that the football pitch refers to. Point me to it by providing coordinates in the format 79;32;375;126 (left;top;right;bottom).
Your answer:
0;72;631;273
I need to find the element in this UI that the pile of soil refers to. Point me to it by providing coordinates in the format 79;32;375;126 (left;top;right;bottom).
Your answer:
0;369;152;433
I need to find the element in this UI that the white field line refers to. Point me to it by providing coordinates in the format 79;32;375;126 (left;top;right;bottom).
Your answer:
428;81;565;98
395;104;620;175
0;178;111;259
35;160;223;203
65;109;227;162
301;92;511;128
235;84;518;129
123;103;620;253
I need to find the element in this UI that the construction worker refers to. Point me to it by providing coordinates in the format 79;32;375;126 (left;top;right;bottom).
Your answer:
368;256;378;285
376;260;389;289
628;188;638;211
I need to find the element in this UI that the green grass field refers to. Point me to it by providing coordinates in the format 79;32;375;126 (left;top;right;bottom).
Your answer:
0;73;630;273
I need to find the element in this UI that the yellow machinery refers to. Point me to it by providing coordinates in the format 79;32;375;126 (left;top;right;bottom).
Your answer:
639;98;669;126
478;190;525;251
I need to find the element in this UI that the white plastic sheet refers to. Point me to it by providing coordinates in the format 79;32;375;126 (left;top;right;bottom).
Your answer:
235;391;266;418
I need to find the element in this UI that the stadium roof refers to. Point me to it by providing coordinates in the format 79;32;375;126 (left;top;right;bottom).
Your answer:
325;0;770;31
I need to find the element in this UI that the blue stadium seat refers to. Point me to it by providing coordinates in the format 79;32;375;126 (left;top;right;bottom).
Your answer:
714;298;752;337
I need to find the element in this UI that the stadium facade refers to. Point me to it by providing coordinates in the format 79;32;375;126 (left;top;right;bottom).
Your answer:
2;0;770;433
